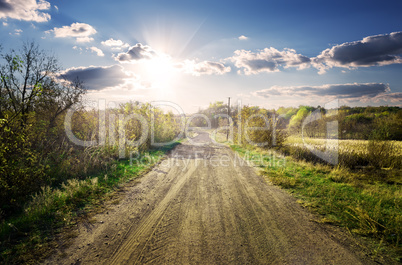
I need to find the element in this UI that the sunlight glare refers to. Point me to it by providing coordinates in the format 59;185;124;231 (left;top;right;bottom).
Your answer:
141;55;179;96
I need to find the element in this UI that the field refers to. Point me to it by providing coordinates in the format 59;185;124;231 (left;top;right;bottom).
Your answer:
283;136;402;170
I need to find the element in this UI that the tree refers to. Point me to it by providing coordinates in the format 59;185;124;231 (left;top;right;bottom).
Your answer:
0;42;85;214
288;106;315;134
0;41;85;126
199;101;228;128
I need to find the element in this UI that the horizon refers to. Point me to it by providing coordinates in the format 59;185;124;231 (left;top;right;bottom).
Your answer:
89;100;401;116
1;0;401;112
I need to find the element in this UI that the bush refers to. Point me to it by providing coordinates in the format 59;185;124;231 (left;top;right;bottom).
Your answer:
233;106;286;148
0;120;47;215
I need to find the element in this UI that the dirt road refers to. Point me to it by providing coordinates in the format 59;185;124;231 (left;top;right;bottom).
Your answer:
45;131;375;264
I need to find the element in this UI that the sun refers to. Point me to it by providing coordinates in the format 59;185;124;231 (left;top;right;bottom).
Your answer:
141;55;179;92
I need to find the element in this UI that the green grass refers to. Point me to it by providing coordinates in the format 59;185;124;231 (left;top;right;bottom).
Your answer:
0;144;178;264
230;144;402;262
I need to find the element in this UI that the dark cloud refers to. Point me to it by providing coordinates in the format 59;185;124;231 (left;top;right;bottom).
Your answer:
373;92;402;103
229;32;402;75
245;59;277;72
200;61;228;72
314;32;402;73
72;26;87;34
59;65;131;90
0;0;13;11
115;43;157;63
254;83;391;100
314;83;389;98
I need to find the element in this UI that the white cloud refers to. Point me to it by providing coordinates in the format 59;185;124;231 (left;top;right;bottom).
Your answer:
76;36;94;43
313;31;402;74
101;38;129;50
54;5;58;11
9;28;22;36
72;46;83;54
46;22;97;43
238;35;248;40
176;60;231;76
89;46;104;57
2;21;8;26
0;0;51;22
230;47;311;75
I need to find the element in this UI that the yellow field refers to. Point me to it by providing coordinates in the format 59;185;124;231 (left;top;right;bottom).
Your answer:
286;136;402;153
285;136;402;169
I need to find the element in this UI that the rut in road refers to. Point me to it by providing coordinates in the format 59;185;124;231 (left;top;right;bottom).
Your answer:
44;131;375;265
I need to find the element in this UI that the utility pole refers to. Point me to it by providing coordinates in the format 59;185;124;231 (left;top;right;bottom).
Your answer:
227;97;231;141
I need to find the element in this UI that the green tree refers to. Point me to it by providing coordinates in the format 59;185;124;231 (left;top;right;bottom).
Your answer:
288;106;315;134
0;41;85;215
0;41;84;126
198;101;228;128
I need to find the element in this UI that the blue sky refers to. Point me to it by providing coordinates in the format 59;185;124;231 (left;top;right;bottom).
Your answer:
1;0;401;112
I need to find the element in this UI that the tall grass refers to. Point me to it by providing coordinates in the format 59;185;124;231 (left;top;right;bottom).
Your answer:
283;136;402;170
0;149;170;264
231;144;402;261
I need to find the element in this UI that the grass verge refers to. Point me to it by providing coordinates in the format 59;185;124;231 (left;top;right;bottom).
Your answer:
230;144;402;263
0;142;179;264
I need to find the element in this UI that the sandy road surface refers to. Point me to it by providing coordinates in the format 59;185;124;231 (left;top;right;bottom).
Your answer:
45;131;376;264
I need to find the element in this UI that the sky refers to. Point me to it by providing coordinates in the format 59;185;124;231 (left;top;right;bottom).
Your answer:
1;0;402;113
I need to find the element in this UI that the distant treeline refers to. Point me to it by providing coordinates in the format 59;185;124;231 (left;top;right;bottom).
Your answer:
278;105;402;140
194;102;402;141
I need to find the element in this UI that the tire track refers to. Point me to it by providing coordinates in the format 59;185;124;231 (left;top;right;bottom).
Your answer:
44;131;378;265
107;162;197;265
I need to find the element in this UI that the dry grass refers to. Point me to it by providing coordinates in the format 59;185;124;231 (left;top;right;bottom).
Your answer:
284;136;402;169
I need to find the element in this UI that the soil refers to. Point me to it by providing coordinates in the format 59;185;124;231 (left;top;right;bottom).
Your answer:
44;131;380;264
